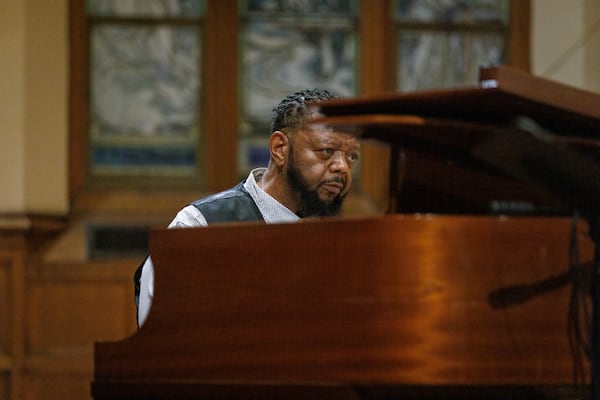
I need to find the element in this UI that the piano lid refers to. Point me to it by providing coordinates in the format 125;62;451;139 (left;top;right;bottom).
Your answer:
308;66;600;216
312;65;600;139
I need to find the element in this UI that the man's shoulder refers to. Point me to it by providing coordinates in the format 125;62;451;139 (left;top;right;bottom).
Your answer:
192;182;248;206
191;182;264;224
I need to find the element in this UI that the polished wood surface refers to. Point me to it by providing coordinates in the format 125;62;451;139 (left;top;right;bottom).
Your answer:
314;65;600;139
94;215;593;393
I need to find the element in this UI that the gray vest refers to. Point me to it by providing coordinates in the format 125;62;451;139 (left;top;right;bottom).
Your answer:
191;181;264;223
134;181;264;321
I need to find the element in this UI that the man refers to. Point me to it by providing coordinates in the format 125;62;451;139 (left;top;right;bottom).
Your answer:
136;88;361;326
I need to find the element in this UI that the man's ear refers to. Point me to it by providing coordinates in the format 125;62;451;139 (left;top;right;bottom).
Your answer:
269;131;289;167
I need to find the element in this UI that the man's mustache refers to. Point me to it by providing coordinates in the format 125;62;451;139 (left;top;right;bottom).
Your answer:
323;176;346;185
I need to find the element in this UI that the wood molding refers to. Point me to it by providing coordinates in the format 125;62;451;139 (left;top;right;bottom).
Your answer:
68;0;88;201
508;0;531;71
204;0;239;191
360;0;395;96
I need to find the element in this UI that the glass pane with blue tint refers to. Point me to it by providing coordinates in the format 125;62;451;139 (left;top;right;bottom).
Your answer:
394;0;508;24
87;0;204;18
89;25;201;177
243;0;357;17
396;30;505;91
239;0;359;174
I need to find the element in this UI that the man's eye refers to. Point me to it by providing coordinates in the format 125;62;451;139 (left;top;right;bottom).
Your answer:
320;148;334;157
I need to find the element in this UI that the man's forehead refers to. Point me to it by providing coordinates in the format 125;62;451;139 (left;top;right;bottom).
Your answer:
306;122;361;138
307;117;363;137
301;126;361;147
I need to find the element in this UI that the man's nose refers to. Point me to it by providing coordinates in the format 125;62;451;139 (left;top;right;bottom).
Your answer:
329;151;349;172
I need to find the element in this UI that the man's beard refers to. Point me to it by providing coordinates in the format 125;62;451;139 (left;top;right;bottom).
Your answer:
286;152;346;218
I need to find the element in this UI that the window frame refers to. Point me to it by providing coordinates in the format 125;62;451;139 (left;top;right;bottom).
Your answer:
69;0;529;206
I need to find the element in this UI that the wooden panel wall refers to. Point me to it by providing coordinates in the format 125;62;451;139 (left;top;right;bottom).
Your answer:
23;261;138;400
0;230;26;400
0;218;138;400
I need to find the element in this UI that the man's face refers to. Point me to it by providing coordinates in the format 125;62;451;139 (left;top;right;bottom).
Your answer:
286;127;360;217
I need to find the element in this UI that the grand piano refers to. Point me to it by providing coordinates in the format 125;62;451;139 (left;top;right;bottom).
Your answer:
92;66;600;399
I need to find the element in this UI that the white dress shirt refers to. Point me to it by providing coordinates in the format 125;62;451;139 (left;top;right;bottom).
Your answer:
137;168;299;326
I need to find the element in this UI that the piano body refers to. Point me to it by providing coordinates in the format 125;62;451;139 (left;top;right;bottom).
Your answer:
92;66;600;399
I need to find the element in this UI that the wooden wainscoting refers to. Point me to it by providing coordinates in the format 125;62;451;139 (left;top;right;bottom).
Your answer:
0;246;24;399
23;260;138;400
0;215;139;400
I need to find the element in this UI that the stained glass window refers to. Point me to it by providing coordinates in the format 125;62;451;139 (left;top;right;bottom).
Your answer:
87;0;204;179
87;0;204;18
238;0;360;174
394;0;509;91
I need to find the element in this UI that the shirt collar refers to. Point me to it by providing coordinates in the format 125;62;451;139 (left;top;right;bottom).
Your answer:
244;168;299;224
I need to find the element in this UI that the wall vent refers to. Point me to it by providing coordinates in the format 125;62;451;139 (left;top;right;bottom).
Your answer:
87;225;149;259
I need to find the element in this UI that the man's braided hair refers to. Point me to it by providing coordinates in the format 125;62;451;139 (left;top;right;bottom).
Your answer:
270;88;337;133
